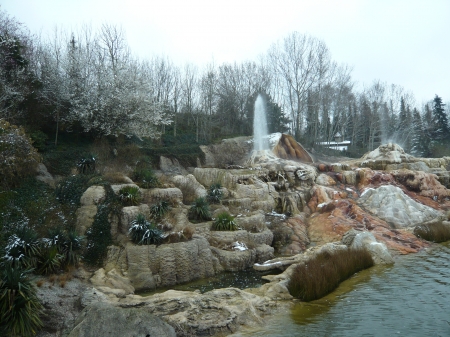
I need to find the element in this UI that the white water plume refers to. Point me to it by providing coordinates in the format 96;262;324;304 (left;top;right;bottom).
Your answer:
253;94;269;151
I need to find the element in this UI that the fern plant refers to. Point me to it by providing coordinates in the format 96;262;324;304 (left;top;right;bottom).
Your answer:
212;212;237;231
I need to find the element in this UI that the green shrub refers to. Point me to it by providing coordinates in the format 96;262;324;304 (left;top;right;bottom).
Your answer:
287;248;374;301
189;197;211;221
83;186;115;266
150;201;170;220
55;174;94;206
0;266;43;337
128;214;163;245
207;183;223;204
28;130;48;152
132;168;159;188
118;186;140;206
212;212;237;231
0;120;41;190
413;222;450;243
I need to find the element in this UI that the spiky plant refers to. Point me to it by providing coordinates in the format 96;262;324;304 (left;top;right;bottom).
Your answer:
36;244;63;275
118;186;140;206
212;212;237;231
150;200;170;220
189;197;211;221
128;214;163;245
3;227;40;269
207;183;223;204
0;266;43;337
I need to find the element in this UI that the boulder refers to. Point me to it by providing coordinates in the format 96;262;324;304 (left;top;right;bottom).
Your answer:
75;205;97;236
119;287;281;336
90;268;135;295
68;302;176;337
105;237;216;290
358;185;443;228
316;173;337;186
391;169;450;200
343;230;394;265
170;174;207;204
80;185;106;206
35;163;55;188
141;187;183;206
159;156;187;175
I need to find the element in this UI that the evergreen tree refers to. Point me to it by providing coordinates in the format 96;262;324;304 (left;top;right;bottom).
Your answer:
431;95;449;143
410;108;427;157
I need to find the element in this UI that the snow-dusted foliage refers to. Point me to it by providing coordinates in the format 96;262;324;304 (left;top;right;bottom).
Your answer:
34;25;172;139
0;119;40;189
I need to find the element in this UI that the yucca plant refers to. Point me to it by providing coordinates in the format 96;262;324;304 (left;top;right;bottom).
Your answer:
128;214;163;245
118;186;140;206
36;244;63;275
47;227;83;268
212;212;237;231
207;183;223;204
189;197;211;221
0;266;43;337
3;227;40;269
150;200;170;220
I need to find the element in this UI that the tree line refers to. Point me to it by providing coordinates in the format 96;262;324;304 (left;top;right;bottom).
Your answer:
1;9;449;157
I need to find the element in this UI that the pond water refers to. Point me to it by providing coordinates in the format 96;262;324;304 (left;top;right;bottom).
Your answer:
138;268;279;296
231;242;450;337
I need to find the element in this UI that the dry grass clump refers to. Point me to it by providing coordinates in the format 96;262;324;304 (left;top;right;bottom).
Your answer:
288;248;374;301
413;222;450;243
102;172;131;184
182;226;195;240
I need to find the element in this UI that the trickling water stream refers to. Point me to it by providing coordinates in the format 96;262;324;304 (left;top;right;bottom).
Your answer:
232;242;450;337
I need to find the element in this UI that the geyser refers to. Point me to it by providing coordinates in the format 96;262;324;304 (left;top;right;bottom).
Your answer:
253;94;269;151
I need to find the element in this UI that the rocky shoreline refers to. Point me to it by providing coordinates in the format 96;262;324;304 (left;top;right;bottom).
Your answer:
35;137;450;337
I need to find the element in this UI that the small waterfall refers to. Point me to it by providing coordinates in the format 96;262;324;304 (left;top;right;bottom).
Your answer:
253;94;269;151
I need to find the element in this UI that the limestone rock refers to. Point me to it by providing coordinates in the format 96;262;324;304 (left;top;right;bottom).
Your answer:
90;268;135;295
273;134;314;163
68;302;176;337
105;237;216;290
316;173;337;186
141;187;183;206
358;185;442;228
75;205;97;236
35;163;55;188
345;230;394;265
391;169;450;200
79;288;109;309
159;156;187;175
120;204;150;235
170;174;206;204
80;185;106;206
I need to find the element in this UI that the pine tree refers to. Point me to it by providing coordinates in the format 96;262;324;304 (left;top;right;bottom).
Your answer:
431;95;449;143
410;108;426;157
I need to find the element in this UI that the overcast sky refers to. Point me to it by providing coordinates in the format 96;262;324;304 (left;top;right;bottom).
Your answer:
2;0;449;105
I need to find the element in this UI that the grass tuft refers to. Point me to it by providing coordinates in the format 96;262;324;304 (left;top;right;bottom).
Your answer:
413;221;450;243
288;248;374;301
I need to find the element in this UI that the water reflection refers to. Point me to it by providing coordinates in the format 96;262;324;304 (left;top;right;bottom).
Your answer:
138;268;279;296
232;242;450;337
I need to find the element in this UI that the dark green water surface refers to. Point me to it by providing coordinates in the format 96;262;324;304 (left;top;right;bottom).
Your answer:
232;242;450;337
